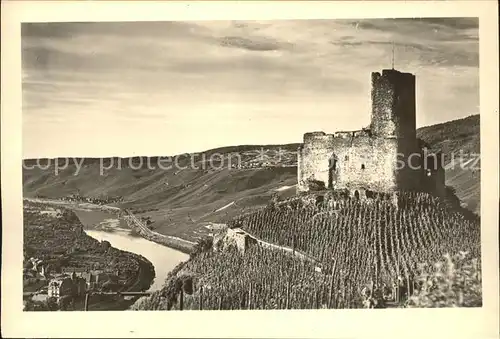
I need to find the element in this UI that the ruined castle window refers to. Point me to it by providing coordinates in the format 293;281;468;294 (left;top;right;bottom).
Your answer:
329;157;337;171
361;164;365;170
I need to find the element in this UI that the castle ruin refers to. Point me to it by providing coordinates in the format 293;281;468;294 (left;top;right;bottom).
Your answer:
297;69;445;197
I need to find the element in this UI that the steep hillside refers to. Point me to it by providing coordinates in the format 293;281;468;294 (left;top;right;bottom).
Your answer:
417;114;480;213
417;115;479;157
23;115;480;241
134;191;481;310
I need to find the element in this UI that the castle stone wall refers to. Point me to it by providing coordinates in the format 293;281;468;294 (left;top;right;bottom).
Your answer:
421;151;446;196
297;132;336;191
223;228;256;254
298;135;401;193
371;70;416;140
371;72;397;137
333;137;399;192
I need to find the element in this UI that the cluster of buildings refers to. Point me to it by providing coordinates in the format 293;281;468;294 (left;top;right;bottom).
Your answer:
229;152;297;170
47;267;118;300
60;194;123;205
23;257;48;287
47;272;87;299
24;263;112;302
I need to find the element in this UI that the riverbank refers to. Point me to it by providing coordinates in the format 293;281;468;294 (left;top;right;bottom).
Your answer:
84;228;189;292
24;197;121;213
122;209;196;254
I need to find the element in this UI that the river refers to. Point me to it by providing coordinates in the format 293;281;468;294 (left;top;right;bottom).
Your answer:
73;209;189;292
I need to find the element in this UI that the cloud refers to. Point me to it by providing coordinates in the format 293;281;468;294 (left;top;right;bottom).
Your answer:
395;18;479;32
21;18;479;158
351;18;478;41
219;35;292;52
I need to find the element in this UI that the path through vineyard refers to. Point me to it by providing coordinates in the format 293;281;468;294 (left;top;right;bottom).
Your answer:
236;228;321;266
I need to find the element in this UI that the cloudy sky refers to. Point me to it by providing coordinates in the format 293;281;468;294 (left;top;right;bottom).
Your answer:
22;18;478;158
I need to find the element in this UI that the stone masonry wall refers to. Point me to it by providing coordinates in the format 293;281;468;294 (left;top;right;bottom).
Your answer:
371;69;416;140
298;134;401;193
297;136;441;193
333;136;399;192
420;151;446;196
297;132;336;191
371;71;397;137
223;228;253;254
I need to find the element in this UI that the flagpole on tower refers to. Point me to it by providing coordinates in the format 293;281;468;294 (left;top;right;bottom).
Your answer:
391;41;395;70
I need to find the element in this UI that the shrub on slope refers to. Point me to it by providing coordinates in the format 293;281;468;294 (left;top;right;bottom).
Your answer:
406;252;482;308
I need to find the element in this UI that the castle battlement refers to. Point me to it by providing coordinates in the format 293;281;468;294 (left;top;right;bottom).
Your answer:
297;69;445;197
303;129;373;143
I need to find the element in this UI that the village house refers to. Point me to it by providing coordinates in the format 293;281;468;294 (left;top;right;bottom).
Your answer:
222;228;257;254
47;275;74;299
61;267;108;289
47;272;87;300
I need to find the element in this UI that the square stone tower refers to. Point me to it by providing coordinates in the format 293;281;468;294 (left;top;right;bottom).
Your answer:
370;69;417;141
297;69;443;196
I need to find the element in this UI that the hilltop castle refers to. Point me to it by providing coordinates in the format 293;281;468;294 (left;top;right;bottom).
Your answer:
297;69;445;198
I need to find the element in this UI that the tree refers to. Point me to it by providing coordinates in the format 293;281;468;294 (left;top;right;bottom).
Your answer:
58;295;72;311
306;179;326;192
45;297;58;311
191;237;213;258
270;193;280;207
100;240;111;252
406;253;482;308
182;276;194;295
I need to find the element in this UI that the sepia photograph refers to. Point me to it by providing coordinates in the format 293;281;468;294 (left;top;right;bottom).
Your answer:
2;1;499;338
21;17;482;312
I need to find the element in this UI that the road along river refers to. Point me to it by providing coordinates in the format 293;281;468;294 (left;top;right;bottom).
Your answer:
74;209;189;292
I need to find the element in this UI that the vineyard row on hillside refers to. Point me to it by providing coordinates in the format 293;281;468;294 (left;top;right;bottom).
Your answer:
133;191;482;311
229;191;480;288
